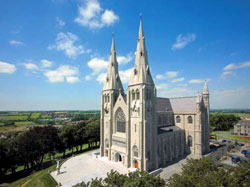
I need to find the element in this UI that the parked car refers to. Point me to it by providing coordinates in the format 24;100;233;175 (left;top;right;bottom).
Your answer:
232;156;240;163
210;145;217;149
245;151;250;158
239;143;245;146
222;140;227;143
241;150;247;155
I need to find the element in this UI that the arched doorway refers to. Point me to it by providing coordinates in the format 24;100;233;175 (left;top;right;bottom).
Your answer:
115;153;122;162
134;160;138;168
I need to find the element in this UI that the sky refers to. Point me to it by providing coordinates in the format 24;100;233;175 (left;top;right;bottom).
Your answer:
0;0;250;110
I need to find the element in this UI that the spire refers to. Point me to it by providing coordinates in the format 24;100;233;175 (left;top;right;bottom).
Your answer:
103;34;123;92
203;80;209;95
129;15;154;86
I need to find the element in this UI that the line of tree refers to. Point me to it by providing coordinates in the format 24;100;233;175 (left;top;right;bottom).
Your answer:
0;119;100;179
210;114;240;131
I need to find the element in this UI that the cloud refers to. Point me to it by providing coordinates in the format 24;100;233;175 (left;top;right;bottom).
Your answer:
0;61;17;74
75;0;119;29
9;40;24;46
156;71;179;80
156;84;168;90
211;88;250;109
117;53;133;65
171;77;184;83
48;32;91;58
158;87;197;98
85;75;91;81
44;65;80;83
172;33;196;50
101;9;119;25
221;71;235;79
189;79;210;84
223;61;250;71
56;17;65;28
96;68;133;84
41;59;52;68
23;63;39;71
87;57;108;74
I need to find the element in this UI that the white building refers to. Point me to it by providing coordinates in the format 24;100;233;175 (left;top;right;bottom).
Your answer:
100;18;210;171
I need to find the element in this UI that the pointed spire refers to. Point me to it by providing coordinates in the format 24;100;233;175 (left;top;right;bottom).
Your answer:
203;80;209;94
129;15;154;86
103;34;123;91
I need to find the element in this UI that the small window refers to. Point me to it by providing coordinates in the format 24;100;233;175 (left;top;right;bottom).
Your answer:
132;90;135;100
188;116;193;124
176;116;181;123
188;136;192;147
136;89;140;100
133;146;138;157
140;52;143;56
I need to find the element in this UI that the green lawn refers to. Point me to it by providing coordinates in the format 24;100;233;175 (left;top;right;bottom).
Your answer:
15;121;36;127
0;115;28;121
9;164;57;187
41;115;52;119
30;113;41;119
212;131;250;143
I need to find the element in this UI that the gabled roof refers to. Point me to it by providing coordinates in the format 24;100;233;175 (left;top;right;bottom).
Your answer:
157;96;197;113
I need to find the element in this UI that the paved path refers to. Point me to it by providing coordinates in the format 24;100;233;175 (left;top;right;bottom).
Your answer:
51;150;128;187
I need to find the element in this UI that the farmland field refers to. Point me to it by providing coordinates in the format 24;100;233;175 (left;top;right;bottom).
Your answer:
30;113;41;119
15;121;36;126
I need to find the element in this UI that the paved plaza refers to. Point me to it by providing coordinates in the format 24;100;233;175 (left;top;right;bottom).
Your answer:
51;150;198;187
51;150;129;187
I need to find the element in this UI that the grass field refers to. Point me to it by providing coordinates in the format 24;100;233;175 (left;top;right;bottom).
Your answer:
41;115;52;119
0;115;28;121
15;121;36;126
8;164;57;187
211;131;250;144
30;113;41;119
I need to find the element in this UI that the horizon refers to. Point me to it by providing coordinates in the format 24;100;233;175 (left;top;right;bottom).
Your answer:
0;0;250;110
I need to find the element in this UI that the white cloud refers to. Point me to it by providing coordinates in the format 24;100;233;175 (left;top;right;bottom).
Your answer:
223;61;250;71
156;84;168;90
96;72;106;83
87;57;108;74
172;33;196;50
156;71;179;80
221;71;235;79
158;87;197;98
119;68;133;84
41;59;52;68
75;0;119;29
66;76;80;83
48;32;91;58
117;53;133;65
171;77;184;83
44;65;80;83
9;40;24;46
85;75;91;81
23;63;39;71
56;17;65;28
101;9;119;25
0;61;17;74
211;88;250;109
189;79;210;84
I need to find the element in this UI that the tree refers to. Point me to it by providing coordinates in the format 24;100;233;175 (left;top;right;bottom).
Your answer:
210;114;240;131
74;170;166;187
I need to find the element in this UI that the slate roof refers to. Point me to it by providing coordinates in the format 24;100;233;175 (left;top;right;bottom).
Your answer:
156;96;197;113
236;122;250;127
158;125;182;135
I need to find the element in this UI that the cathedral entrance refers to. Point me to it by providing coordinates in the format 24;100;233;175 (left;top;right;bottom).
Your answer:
115;153;122;162
134;160;138;168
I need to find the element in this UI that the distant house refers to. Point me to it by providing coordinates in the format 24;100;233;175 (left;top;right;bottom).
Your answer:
234;122;250;136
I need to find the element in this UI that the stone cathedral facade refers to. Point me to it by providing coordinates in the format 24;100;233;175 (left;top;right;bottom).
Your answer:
100;18;210;171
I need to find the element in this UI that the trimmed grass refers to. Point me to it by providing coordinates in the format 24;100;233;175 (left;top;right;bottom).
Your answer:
8;164;57;187
30;113;41;119
41;115;52;119
212;131;250;144
0;115;28;121
15;121;36;127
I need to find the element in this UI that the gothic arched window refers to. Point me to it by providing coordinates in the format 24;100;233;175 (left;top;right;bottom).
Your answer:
105;139;109;148
133;145;138;157
115;108;126;133
136;89;140;100
188;116;193;124
188;135;192;147
132;90;135;100
107;94;110;103
176;116;181;123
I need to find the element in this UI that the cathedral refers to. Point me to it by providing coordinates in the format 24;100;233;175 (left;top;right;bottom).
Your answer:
100;18;210;171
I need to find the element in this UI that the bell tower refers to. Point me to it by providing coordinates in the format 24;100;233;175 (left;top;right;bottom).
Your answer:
100;34;124;160
127;16;157;171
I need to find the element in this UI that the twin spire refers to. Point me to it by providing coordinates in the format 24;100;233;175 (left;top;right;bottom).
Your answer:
103;16;154;91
